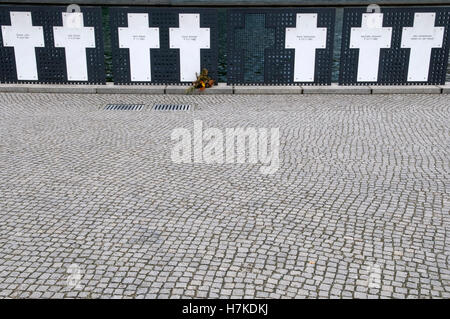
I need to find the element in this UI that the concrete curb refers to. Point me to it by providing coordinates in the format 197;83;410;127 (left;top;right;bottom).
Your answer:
302;84;371;94
26;85;97;94
439;84;450;94
1;83;449;95
198;83;233;94
234;86;303;94
166;83;233;94
165;85;190;94
370;85;442;94
0;84;29;93
96;83;165;94
0;84;98;94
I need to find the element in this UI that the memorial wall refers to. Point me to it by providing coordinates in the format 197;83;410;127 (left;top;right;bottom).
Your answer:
0;4;449;85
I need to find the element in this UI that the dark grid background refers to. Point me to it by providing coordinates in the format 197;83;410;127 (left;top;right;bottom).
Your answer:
109;7;218;85
339;7;450;85
0;6;449;85
227;8;335;85
0;5;105;84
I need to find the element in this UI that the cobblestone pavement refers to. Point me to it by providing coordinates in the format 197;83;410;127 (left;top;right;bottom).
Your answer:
0;93;449;299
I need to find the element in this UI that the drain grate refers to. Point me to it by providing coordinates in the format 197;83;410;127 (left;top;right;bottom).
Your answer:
152;104;191;111
104;103;144;110
103;103;192;111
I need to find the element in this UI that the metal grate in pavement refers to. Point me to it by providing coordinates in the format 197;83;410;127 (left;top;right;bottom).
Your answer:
152;104;191;111
104;104;145;110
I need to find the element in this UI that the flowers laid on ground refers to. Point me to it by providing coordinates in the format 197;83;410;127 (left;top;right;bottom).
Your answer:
186;68;215;94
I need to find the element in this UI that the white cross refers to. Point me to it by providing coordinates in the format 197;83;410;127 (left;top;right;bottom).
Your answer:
170;14;210;82
401;12;444;82
350;13;392;82
53;12;95;81
1;11;44;80
118;13;159;82
285;13;327;82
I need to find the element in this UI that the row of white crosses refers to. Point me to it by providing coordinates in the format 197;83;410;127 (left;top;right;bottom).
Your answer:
0;10;210;82
287;12;445;82
350;12;445;82
119;12;322;82
0;11;446;83
1;11;95;81
118;13;209;82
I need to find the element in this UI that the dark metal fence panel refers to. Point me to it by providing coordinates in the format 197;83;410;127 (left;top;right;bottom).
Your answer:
109;7;218;85
227;8;335;85
339;7;450;85
3;1;450;7
1;4;449;86
0;5;105;84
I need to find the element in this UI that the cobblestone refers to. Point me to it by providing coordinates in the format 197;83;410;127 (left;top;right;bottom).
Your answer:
0;93;448;298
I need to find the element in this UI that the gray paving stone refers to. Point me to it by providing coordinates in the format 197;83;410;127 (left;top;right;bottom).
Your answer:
0;93;447;299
